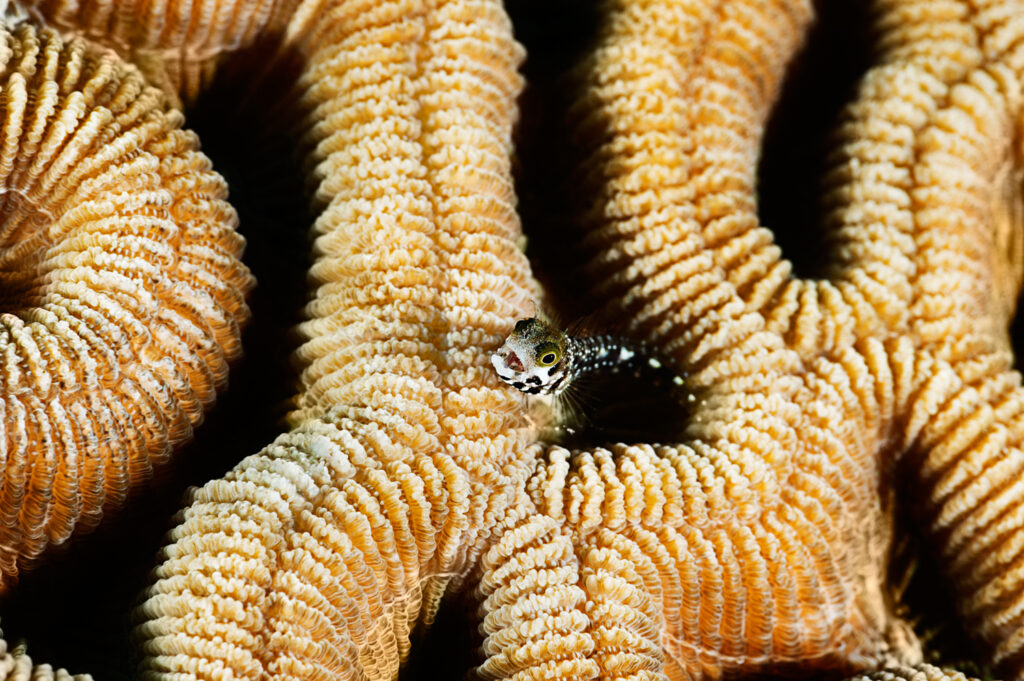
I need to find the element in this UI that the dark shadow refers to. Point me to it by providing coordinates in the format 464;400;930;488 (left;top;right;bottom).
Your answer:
756;0;874;279
551;362;696;449
505;0;604;322
1012;303;1024;369
399;588;481;681
889;449;990;676
1009;253;1024;368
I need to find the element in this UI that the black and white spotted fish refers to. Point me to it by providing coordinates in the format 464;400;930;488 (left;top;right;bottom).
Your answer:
491;317;687;398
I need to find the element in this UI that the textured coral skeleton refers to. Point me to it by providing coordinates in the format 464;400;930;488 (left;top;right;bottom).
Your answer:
0;16;254;679
0;22;253;590
0;0;1023;680
9;0;301;103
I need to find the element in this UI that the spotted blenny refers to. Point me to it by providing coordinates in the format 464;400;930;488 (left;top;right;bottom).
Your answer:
491;317;687;398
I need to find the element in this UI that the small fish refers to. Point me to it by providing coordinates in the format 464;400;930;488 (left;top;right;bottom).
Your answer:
491;317;687;397
491;318;571;395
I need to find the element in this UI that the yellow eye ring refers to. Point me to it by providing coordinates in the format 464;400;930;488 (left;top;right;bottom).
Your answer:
536;343;560;367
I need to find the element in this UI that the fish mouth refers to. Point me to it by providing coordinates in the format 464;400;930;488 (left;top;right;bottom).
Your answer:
491;347;523;378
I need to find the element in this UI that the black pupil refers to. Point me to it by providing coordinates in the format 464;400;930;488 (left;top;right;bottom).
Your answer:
541;353;556;364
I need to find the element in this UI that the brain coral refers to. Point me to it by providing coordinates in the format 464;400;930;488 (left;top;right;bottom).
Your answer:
0;0;1023;680
133;0;536;679
0;21;252;589
130;0;1024;680
10;0;300;102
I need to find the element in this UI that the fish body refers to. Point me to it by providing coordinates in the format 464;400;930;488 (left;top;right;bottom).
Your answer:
491;317;685;397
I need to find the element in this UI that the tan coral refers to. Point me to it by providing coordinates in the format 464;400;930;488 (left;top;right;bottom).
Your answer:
758;0;1024;676
0;23;252;587
777;0;1024;359
848;663;980;681
133;0;534;679
9;0;300;102
474;0;901;677
126;0;894;677
830;1;1024;677
478;0;1024;679
51;1;1024;681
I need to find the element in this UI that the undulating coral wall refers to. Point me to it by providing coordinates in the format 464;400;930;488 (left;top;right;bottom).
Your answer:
0;22;252;592
13;0;300;101
0;0;1022;680
134;1;536;678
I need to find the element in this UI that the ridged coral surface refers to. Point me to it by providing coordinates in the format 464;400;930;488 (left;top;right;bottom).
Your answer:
0;23;252;587
134;0;535;679
128;0;1024;680
850;664;978;681
9;0;300;101
858;3;1024;675
481;0;899;677
1;0;1024;679
130;0;1024;679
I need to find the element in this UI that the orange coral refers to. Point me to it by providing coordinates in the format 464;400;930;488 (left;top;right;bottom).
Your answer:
478;0;899;676
850;664;978;681
479;0;1024;678
837;0;1024;675
12;0;300;101
128;0;1024;678
134;0;534;679
0;0;1020;679
0;23;252;587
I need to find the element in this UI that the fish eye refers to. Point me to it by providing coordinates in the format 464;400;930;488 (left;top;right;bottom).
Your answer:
535;342;560;367
514;318;531;333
